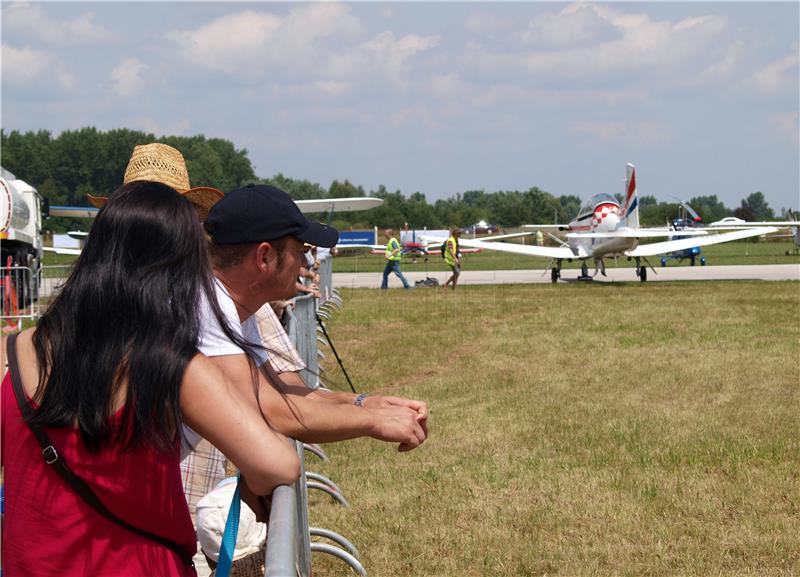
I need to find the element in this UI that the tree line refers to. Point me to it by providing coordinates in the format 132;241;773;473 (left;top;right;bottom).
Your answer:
1;128;780;233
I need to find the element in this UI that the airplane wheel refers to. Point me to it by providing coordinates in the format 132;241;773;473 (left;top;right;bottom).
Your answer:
690;255;696;266
660;257;667;267
639;266;647;282
701;258;706;266
580;263;589;277
551;268;558;283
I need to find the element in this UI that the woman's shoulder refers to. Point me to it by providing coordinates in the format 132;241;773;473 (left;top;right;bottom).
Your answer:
3;328;40;396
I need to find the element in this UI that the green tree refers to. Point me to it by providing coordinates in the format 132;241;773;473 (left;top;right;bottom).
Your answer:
736;191;774;221
688;195;730;224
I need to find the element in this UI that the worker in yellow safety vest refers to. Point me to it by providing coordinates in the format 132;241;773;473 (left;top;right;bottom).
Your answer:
381;228;412;289
442;227;461;290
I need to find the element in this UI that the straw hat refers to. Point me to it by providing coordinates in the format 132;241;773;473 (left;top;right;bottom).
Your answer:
87;143;224;221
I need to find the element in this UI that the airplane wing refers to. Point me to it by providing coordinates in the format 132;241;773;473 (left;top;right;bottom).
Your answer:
295;197;383;214
474;232;534;241
707;221;800;229
49;198;383;218
522;224;567;230
49;206;99;219
456;237;584;259
42;246;82;256
567;229;709;239
626;226;779;257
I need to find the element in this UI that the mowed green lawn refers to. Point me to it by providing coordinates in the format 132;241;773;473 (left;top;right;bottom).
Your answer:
332;240;800;273
309;281;799;577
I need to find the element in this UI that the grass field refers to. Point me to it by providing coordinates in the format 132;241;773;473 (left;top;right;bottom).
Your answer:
332;240;800;273
308;281;799;576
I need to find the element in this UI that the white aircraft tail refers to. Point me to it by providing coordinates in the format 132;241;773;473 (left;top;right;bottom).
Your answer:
622;163;639;229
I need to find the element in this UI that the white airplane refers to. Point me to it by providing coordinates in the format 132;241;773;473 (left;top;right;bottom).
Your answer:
442;164;779;282
49;196;383;218
708;213;800;255
44;197;384;256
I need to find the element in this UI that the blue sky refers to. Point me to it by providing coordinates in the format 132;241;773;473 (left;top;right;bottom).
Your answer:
2;1;798;212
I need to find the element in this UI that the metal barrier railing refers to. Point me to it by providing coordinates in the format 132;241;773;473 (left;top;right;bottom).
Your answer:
1;265;38;323
317;257;333;305
264;287;366;576
290;294;321;391
38;264;73;300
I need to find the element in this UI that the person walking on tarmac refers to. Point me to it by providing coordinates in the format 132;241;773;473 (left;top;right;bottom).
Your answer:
443;226;462;290
381;228;412;289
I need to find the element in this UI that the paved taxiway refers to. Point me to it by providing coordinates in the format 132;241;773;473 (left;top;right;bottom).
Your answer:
332;264;800;288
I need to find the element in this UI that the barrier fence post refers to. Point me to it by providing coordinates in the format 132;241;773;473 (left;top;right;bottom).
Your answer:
265;286;366;576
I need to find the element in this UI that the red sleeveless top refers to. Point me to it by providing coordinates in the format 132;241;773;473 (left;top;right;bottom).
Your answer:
1;371;197;577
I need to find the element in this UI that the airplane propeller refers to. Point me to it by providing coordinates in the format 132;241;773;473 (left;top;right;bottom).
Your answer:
669;196;703;224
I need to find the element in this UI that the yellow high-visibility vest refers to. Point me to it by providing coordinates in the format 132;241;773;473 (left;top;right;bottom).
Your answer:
444;236;458;265
385;237;402;261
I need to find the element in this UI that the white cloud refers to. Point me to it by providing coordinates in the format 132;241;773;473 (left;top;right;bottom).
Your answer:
168;5;438;91
750;45;799;95
357;31;441;88
2;3;111;46
167;10;282;73
567;119;672;146
772;111;799;145
167;4;361;76
136;117;191;137
389;105;435;129
111;58;148;97
468;2;733;87
522;3;613;48
1;43;75;90
429;73;467;99
465;10;514;36
311;81;352;97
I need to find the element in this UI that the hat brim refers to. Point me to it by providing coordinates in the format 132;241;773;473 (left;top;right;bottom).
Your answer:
296;221;339;248
86;186;224;222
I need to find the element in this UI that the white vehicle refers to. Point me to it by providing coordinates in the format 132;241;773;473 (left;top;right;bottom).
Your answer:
1;167;44;307
439;164;779;282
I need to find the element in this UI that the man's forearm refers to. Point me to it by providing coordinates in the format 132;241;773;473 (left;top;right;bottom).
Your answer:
275;370;356;405
267;393;377;443
210;354;425;449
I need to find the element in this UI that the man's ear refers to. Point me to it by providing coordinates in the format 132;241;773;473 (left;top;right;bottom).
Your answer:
255;242;274;272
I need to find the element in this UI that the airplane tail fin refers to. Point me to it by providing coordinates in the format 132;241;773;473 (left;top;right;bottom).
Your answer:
622;163;639;229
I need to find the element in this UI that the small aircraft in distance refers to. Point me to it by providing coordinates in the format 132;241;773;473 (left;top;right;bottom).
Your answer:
46;197;384;256
366;229;483;259
707;213;800;256
440;163;779;282
660;199;706;267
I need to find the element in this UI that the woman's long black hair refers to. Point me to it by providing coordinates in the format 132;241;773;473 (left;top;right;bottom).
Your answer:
31;181;230;452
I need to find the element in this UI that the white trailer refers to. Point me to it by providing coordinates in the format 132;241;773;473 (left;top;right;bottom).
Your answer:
1;167;44;308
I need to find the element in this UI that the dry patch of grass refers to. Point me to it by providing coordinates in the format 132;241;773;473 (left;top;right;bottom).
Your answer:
308;281;799;577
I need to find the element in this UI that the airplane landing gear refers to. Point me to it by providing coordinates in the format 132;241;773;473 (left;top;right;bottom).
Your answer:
578;261;592;281
635;257;649;282
550;259;563;283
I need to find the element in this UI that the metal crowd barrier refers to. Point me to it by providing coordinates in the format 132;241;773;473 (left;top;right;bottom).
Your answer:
1;265;38;325
0;264;75;329
265;288;366;576
38;264;72;300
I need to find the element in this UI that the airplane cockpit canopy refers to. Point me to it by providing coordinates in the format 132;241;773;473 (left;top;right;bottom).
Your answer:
580;193;619;215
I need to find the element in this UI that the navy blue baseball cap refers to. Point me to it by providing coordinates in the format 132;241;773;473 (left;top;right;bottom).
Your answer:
204;184;339;247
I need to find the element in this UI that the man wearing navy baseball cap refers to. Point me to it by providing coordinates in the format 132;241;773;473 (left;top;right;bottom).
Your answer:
203;184;338;311
204;184;339;248
194;183;428;520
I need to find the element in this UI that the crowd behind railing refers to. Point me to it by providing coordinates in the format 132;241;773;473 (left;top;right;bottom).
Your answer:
2;253;366;577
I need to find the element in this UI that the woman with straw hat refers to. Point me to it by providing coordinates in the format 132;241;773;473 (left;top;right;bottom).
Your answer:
87;142;224;222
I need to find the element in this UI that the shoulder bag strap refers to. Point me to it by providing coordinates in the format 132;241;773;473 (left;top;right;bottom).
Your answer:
5;333;194;568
